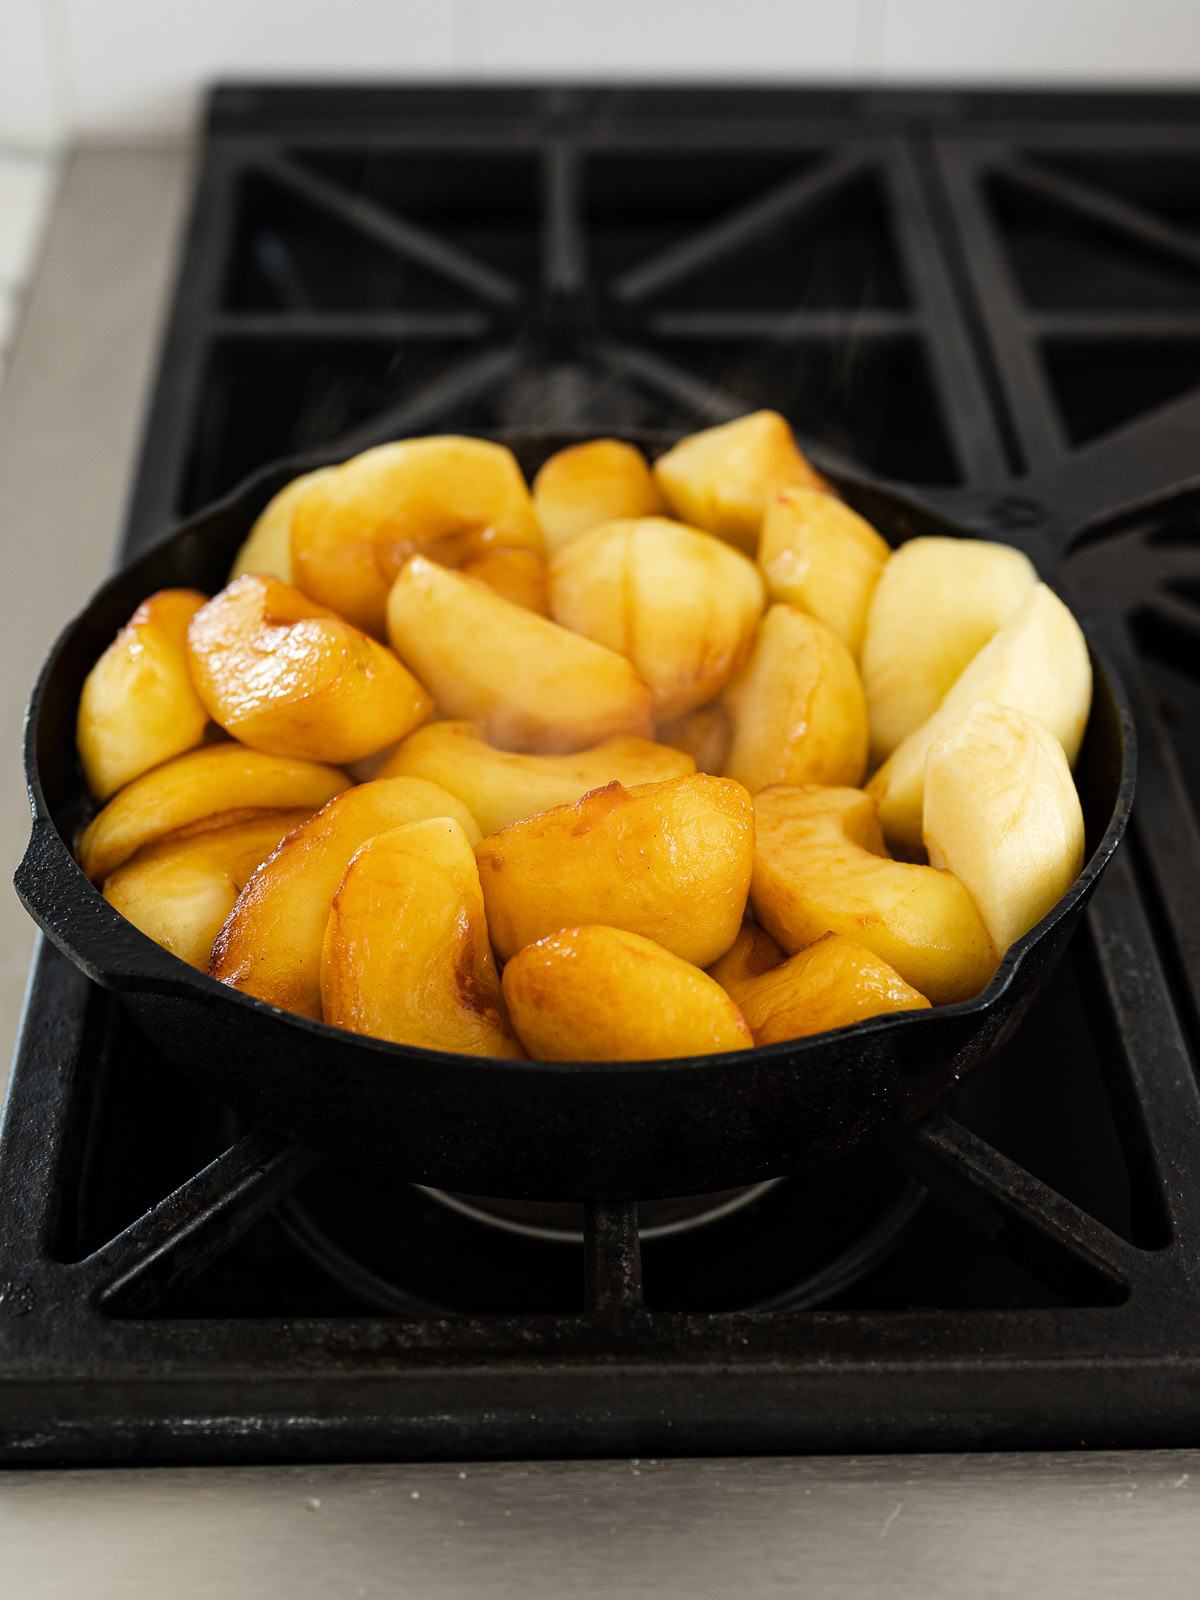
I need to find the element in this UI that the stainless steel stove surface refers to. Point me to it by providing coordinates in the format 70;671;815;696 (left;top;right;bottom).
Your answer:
3;88;1200;1478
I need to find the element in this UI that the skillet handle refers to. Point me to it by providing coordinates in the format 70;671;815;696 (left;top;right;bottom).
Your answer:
14;816;199;997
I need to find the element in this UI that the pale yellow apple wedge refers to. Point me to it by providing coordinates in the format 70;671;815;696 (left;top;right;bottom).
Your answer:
532;439;665;552
732;932;930;1046
77;588;211;802
867;582;1092;856
228;467;332;584
923;700;1086;956
386;555;652;753
861;535;1038;762
758;487;890;658
549;516;765;718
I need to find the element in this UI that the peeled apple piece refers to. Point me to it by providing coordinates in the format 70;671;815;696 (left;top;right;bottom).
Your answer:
459;547;549;614
211;776;482;1020
731;932;930;1046
187;574;431;765
475;774;755;968
228;467;333;585
532;439;665;552
103;809;314;970
320;817;520;1057
867;583;1092;856
923;701;1086;957
379;720;693;836
548;516;765;718
758;487;890;658
501;925;753;1061
76;588;210;802
78;744;349;885
861;535;1038;763
720;604;869;794
751;785;997;1006
652;410;834;555
386;555;653;753
291;436;542;635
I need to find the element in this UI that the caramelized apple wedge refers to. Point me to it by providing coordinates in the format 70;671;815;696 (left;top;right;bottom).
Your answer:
228;467;332;584
720;604;868;793
758;487;890;658
923;701;1086;956
751;785;996;1005
501;925;752;1061
861;535;1038;763
387;555;652;753
321;817;519;1056
532;439;665;552
652;410;833;555
731;931;930;1046
211;776;482;1020
706;921;784;1008
655;703;734;775
187;574;431;765
549;516;765;718
379;721;693;836
291;436;542;635
476;773;754;967
78;745;349;885
77;588;210;802
867;583;1092;855
103;809;313;969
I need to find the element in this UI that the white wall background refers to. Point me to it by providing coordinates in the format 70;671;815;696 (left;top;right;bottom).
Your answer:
1;0;1199;150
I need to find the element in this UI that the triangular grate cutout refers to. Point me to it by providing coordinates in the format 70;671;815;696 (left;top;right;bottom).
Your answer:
1041;336;1200;446
989;170;1200;311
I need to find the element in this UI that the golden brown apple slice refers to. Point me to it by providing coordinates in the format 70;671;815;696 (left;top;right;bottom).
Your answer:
720;604;868;794
228;467;333;584
211;776;482;1020
459;547;549;614
532;439;666;552
861;535;1038;763
378;720;693;836
732;931;930;1045
758;487;890;658
386;555;652;753
501;925;752;1061
103;809;314;969
78;745;349;885
186;574;431;765
548;516;765;718
923;700;1086;956
867;583;1092;855
751;785;996;1005
655;703;734;776
652;410;834;555
291;436;542;635
76;588;210;802
706;921;784;1008
476;773;753;967
321;817;520;1056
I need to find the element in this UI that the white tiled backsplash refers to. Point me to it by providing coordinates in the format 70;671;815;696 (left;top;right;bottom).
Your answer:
0;0;1198;148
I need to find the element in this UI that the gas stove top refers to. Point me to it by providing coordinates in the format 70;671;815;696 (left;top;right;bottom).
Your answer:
2;85;1200;1463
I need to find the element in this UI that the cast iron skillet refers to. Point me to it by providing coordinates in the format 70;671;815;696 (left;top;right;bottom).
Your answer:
14;424;1157;1201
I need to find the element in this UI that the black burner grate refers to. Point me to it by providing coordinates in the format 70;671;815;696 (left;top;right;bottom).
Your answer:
3;85;1200;1463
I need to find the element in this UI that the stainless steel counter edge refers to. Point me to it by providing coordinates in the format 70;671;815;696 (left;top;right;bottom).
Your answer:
1;143;1198;1600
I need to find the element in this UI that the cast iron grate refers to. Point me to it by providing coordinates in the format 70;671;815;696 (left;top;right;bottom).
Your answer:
3;86;1200;1462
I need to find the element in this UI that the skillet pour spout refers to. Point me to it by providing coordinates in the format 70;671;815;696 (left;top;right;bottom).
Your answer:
15;429;1136;1201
